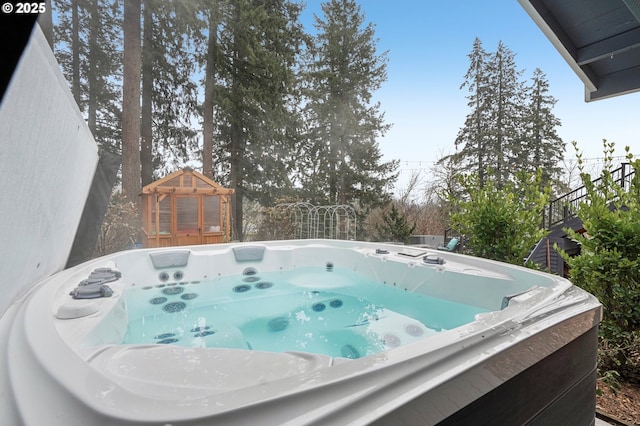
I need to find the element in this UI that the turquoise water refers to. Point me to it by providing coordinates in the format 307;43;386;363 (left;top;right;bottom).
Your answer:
122;267;488;358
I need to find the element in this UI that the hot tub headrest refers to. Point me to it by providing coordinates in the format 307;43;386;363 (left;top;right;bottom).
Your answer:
233;245;266;262
149;250;191;269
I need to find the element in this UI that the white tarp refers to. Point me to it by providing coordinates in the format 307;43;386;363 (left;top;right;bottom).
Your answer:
0;25;98;316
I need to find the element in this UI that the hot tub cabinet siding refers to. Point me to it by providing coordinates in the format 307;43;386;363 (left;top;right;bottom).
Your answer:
374;323;598;426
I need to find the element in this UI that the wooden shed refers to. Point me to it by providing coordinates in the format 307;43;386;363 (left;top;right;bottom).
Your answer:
140;167;234;248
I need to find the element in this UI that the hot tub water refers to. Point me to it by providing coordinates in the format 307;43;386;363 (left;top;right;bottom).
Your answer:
122;267;488;358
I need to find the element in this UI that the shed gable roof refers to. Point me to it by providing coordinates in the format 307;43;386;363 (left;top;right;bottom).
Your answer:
140;167;234;195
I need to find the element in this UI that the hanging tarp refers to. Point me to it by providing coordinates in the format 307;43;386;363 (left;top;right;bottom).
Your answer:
66;150;121;268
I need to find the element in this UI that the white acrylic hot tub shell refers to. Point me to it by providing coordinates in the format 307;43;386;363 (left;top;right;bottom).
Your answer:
1;240;601;425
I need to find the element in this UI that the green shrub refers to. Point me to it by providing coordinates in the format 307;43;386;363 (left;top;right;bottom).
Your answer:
557;141;640;381
252;205;297;241
449;169;550;265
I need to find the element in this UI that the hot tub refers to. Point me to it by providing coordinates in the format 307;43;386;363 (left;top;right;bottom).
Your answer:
0;239;601;425
1;26;601;426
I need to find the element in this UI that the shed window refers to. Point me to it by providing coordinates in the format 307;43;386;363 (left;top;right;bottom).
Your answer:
151;196;171;234
204;196;221;232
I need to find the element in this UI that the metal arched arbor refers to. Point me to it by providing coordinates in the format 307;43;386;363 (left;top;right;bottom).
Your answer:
272;203;357;241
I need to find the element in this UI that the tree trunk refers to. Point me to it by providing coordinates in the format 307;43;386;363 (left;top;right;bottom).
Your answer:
475;65;484;188
230;111;243;240
87;4;97;134
328;122;338;204
122;0;142;203
202;7;217;180
140;0;153;187
71;0;81;106
338;134;347;205
229;3;245;241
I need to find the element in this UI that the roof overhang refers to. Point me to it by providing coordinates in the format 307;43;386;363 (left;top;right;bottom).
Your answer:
519;0;640;101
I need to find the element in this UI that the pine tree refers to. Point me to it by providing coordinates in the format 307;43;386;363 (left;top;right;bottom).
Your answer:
453;37;491;186
303;0;397;212
485;41;524;187
451;39;564;189
375;204;416;244
140;0;201;185
521;68;566;193
53;0;122;152
53;0;82;103
207;0;306;240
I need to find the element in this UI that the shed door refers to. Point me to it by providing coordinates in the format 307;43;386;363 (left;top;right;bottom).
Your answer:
175;195;201;245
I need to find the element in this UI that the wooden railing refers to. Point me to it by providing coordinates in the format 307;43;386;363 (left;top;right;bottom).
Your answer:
542;163;635;229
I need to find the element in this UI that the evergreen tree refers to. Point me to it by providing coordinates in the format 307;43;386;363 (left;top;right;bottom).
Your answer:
451;39;563;190
140;0;201;185
521;68;566;193
303;0;397;212
453;37;491;186
208;0;306;240
375;204;416;244
201;0;222;180
53;0;82;103
53;0;122;153
485;41;524;187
